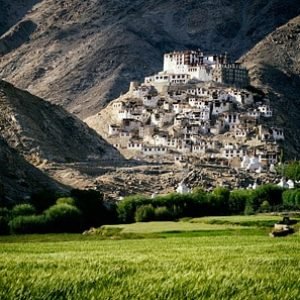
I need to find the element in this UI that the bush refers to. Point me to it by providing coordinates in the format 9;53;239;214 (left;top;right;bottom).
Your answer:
154;206;174;221
250;185;284;211
211;187;230;215
11;204;36;217
45;203;82;233
135;205;155;222
118;195;151;223
281;161;300;181
229;189;251;215
260;200;271;212
9;215;48;234
282;189;300;209
244;203;255;215
56;197;76;206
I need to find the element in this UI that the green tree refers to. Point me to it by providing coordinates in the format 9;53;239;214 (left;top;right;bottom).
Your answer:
117;195;151;223
229;189;251;215
11;204;36;217
282;161;300;181
260;200;271;212
56;197;76;206
135;204;155;222
45;203;82;233
9;215;48;234
154;206;174;221
71;189;113;228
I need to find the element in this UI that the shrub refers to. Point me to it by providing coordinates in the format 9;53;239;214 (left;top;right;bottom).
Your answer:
135;204;155;222
244;203;255;215
118;195;151;223
56;197;76;206
11;204;36;217
229;189;251;215
211;187;230;215
260;200;271;212
45;203;82;233
282;189;300;209
9;215;48;234
154;206;174;221
250;184;284;211
282;161;300;181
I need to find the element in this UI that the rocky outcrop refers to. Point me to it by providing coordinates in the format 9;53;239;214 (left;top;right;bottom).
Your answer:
0;20;37;56
0;0;299;118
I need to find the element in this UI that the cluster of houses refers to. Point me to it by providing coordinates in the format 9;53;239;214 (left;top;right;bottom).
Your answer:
103;51;284;172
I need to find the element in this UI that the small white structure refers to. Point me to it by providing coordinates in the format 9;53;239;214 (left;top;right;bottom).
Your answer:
269;164;276;173
176;181;190;194
258;105;273;117
287;179;295;189
271;128;284;141
277;178;289;188
241;155;262;171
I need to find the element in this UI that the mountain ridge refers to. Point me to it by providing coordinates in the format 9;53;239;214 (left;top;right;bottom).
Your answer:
241;15;300;157
0;0;299;118
0;80;124;164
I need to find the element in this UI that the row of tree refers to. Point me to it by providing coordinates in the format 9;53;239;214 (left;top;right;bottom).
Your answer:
0;189;116;235
0;185;299;234
118;184;290;223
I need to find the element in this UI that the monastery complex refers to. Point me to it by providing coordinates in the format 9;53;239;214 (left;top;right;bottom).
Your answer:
91;50;284;173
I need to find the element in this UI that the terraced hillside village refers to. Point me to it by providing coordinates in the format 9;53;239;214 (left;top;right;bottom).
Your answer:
87;50;283;175
0;1;299;200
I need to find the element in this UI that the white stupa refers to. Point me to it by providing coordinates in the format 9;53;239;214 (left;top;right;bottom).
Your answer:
277;177;289;188
176;181;190;194
241;155;250;169
248;156;261;171
269;164;276;173
287;179;295;189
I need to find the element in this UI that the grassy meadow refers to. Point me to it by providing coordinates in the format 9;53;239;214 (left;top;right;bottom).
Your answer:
0;215;299;300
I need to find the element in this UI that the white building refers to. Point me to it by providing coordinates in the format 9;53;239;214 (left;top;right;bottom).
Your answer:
258;105;273;117
145;50;248;87
176;181;191;194
142;146;167;155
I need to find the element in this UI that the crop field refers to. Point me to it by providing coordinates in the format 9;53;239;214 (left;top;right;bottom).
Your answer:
0;216;300;300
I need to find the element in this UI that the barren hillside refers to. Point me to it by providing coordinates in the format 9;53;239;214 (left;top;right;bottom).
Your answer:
0;0;299;118
0;137;64;203
240;15;300;157
0;80;123;164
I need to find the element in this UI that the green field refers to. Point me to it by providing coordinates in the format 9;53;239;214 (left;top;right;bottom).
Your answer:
0;216;300;300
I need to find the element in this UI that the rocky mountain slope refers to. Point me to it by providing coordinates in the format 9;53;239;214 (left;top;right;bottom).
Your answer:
0;0;41;36
0;80;123;164
0;137;63;203
0;0;299;118
240;15;300;157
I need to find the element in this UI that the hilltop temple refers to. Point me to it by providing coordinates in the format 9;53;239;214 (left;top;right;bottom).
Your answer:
89;50;283;172
144;50;249;91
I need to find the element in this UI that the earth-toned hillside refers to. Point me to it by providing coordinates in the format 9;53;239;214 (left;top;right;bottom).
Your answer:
0;137;63;203
0;80;123;164
241;15;300;157
0;0;299;118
